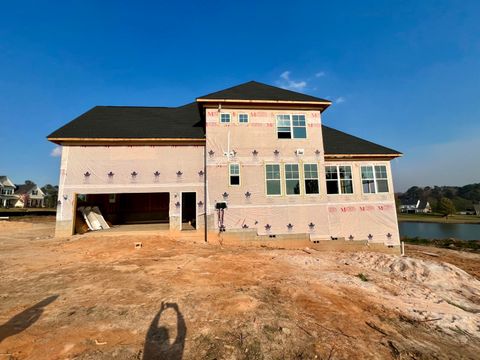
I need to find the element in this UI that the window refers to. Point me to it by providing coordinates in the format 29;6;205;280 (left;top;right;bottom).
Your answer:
361;165;389;193
265;164;281;195
238;113;249;123
276;114;307;139
285;164;300;195
220;113;231;123
325;165;353;194
31;190;38;195
229;164;240;186
304;164;319;194
292;115;307;138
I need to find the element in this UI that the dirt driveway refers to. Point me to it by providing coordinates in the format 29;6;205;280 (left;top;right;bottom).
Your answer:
0;217;479;359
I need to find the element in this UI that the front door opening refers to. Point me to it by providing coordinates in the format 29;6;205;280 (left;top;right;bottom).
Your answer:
181;192;196;230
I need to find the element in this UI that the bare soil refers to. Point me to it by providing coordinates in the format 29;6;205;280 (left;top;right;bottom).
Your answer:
0;217;479;359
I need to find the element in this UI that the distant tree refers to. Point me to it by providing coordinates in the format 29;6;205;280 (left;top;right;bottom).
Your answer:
437;197;456;217
24;180;35;185
41;184;59;208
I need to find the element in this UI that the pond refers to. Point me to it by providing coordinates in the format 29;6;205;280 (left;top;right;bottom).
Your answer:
398;222;480;241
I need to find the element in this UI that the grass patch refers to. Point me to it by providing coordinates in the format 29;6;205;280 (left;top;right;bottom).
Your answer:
356;273;368;282
402;237;480;252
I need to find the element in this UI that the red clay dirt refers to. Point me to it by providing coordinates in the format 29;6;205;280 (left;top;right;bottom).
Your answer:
0;217;479;359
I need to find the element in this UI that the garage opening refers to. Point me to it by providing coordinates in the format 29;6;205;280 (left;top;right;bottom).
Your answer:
75;192;169;234
181;192;196;230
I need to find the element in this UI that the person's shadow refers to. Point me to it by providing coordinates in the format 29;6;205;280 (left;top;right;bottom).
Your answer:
0;295;58;344
143;302;186;360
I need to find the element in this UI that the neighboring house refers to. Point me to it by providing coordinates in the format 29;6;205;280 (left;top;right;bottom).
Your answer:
0;176;18;207
14;184;46;208
48;81;402;247
474;204;480;216
399;200;431;214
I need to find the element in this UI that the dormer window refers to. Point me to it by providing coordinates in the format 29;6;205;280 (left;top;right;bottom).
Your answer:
220;113;231;123
276;114;306;139
32;190;38;195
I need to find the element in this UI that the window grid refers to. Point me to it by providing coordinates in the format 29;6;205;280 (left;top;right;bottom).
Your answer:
326;165;353;194
304;163;319;194
238;113;249;123
220;113;231;123
229;163;240;186
276;114;307;139
285;164;300;195
362;165;389;193
265;164;281;196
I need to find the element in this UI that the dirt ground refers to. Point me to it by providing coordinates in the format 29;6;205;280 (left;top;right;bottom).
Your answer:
0;217;479;360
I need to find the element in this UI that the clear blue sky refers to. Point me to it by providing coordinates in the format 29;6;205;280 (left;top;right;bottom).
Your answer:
1;0;479;191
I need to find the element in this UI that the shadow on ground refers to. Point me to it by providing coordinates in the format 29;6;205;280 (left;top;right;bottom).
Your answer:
0;295;58;344
143;302;186;360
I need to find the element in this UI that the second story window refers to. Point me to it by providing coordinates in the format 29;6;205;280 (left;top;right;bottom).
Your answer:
325;165;353;194
265;164;281;195
304;164;319;194
220;113;231;123
276;114;307;139
238;113;249;123
361;165;389;193
285;164;300;195
229;164;240;186
32;190;38;195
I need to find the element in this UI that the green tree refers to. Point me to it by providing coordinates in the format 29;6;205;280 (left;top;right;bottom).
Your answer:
437;197;456;217
41;184;59;208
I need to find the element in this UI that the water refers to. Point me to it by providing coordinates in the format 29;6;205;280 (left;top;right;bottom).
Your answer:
399;222;480;241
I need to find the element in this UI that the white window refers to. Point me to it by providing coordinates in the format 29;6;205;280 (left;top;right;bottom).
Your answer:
238;113;249;123
265;164;281;195
361;165;389;193
220;113;231;123
276;114;306;139
304;164;319;194
285;164;300;195
229;164;240;186
31;190;38;195
325;165;353;194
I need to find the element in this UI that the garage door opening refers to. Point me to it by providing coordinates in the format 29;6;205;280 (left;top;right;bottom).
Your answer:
75;192;169;234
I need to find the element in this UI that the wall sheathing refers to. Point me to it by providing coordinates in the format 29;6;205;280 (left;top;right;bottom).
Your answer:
205;106;400;246
55;145;205;236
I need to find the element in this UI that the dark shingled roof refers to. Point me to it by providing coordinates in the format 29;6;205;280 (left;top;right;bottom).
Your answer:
48;102;204;139
198;81;330;103
322;125;401;155
14;183;37;195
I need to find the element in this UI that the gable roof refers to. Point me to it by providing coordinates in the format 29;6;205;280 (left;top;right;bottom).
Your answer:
322;125;401;156
0;176;15;188
48;102;204;140
14;183;42;196
197;81;330;104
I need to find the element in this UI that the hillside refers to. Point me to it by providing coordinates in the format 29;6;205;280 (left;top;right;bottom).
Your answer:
397;183;480;212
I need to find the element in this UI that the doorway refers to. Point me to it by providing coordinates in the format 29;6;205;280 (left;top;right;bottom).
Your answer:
181;192;196;230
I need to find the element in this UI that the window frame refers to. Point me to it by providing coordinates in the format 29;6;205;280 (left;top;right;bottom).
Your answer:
325;165;354;195
238;113;249;124
284;163;301;196
303;163;320;195
361;165;389;194
220;112;231;123
265;163;282;196
275;114;307;139
229;163;240;186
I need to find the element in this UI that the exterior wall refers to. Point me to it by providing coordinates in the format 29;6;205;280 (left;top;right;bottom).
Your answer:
206;106;400;246
56;145;205;236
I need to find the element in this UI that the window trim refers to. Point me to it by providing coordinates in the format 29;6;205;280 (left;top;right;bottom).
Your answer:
219;112;231;123
265;163;282;196
284;163;301;196
238;113;249;124
325;165;354;195
361;164;389;194
303;163;320;195
229;163;241;186
275;113;308;139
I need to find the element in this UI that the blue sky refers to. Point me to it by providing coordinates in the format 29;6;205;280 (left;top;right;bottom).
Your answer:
1;0;479;191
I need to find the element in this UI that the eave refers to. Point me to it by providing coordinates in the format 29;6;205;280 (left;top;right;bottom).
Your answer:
47;137;206;146
324;153;403;161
